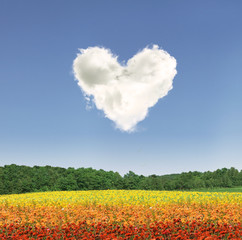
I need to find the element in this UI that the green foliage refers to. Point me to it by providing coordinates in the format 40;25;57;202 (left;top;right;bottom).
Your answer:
0;165;241;195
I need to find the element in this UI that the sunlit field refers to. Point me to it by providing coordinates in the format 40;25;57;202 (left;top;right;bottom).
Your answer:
0;190;241;239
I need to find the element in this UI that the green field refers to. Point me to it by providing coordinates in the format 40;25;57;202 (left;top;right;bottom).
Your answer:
190;187;242;192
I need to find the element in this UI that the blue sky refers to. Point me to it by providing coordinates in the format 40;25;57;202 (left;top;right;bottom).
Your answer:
0;1;242;175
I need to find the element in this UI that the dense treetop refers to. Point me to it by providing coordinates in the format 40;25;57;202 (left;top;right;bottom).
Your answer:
0;165;241;194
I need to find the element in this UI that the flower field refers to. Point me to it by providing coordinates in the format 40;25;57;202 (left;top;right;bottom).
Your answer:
0;190;241;239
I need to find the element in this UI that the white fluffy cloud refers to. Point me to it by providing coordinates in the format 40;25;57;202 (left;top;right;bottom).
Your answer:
73;45;177;132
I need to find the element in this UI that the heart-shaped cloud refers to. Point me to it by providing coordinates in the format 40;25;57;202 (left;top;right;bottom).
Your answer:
73;45;177;132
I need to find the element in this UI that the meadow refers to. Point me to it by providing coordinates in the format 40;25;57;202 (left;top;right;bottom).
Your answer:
189;187;242;193
0;190;241;239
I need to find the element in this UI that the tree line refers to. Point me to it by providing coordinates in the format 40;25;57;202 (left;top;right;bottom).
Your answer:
0;164;241;194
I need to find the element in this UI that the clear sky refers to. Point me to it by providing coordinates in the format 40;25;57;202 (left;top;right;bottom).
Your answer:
0;1;242;176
